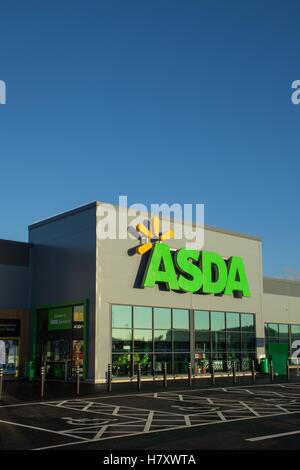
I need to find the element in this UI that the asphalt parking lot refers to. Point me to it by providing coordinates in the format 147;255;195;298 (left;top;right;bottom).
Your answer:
2;381;300;450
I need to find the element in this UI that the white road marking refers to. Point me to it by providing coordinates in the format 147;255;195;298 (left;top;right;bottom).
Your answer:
246;429;300;442
61;416;115;426
143;411;154;432
239;401;260;417
3;382;300;450
184;415;191;426
0;417;88;441
93;425;109;440
56;400;68;407
33;408;300;451
271;392;286;398
59;418;144;434
112;406;120;415
82;402;93;411
42;381;298;405
275;405;290;413
88;399;185;417
41;402;146;422
217;411;226;422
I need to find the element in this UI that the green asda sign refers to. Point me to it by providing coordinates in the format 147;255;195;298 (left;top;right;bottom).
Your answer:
48;307;72;331
142;243;251;297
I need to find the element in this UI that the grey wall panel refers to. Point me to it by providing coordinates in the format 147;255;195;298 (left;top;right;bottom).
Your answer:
0;240;30;266
0;265;30;309
264;277;300;298
29;205;97;380
263;293;300;324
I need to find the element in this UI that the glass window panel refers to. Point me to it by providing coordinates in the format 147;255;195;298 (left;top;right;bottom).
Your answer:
112;354;131;377
242;333;256;351
154;308;171;329
195;331;210;353
195;353;210;375
279;324;289;334
212;353;227;372
112;329;132;353
279;324;289;343
174;353;190;374
154;353;172;374
226;353;242;372
291;325;300;335
173;330;190;352
226;331;241;352
172;309;189;329
241;353;255;371
154;329;172;352
212;331;226;352
264;324;269;336
112;305;132;328
241;314;255;331
133;353;152;376
226;312;240;331
133;329;153;352
265;323;278;338
194;310;209;330
133;306;152;329
291;325;300;344
211;312;225;332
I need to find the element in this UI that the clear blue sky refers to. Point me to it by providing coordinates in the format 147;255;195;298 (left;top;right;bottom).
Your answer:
0;0;299;278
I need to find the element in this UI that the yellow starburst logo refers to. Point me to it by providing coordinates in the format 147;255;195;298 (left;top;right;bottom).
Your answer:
135;216;174;254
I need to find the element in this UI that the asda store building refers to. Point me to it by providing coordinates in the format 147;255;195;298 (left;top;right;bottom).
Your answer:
0;201;300;382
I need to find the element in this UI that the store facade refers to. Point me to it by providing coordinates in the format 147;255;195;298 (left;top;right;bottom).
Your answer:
32;302;87;380
1;202;300;382
27;201;281;382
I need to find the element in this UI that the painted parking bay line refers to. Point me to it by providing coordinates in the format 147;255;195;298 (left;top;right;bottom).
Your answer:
34;408;300;451
0;417;89;441
246;429;300;442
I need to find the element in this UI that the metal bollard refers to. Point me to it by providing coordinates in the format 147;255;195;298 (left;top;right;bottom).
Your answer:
286;359;290;382
75;363;80;396
137;364;142;391
211;363;215;385
163;362;167;388
0;368;3;401
251;360;256;384
188;362;192;387
40;366;45;399
269;360;274;383
107;363;112;392
232;361;237;384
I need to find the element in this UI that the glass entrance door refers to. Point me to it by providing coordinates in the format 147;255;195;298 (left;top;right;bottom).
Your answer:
36;304;85;380
42;339;71;380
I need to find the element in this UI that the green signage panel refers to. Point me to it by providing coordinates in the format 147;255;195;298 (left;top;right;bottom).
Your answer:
48;307;72;331
142;243;251;298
